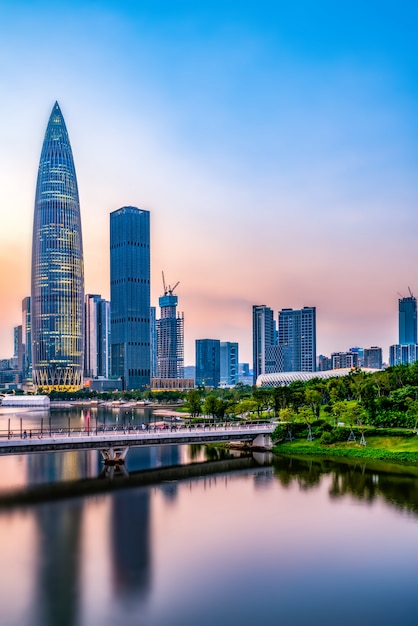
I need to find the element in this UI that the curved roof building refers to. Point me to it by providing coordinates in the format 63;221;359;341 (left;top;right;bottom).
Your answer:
256;368;380;387
31;102;84;390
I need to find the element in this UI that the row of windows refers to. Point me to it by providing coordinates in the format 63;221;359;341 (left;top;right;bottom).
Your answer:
111;278;149;284
111;242;149;248
128;369;150;377
112;317;150;323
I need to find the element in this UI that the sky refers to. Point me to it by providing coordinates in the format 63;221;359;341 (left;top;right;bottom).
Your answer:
0;0;417;365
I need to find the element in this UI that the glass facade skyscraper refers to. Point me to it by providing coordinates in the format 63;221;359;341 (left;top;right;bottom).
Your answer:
31;102;84;390
110;206;151;390
84;294;110;378
399;295;417;345
195;339;220;388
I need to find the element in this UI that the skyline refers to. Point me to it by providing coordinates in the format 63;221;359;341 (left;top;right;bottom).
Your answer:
1;1;418;364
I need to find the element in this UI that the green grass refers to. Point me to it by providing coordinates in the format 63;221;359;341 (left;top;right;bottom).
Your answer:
273;435;418;465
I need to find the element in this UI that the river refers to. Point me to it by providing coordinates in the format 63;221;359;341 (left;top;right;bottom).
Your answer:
0;406;417;625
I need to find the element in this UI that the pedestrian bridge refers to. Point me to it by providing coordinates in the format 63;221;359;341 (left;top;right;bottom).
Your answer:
0;423;275;464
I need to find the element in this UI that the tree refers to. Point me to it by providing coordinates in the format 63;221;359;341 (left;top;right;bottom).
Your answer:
186;389;202;417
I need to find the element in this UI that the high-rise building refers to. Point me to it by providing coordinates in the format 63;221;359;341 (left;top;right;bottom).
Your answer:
14;325;24;371
363;346;382;369
399;294;417;345
252;305;276;383
150;306;157;378
389;344;418;367
156;278;184;379
278;307;316;372
31;102;84;390
22;296;32;384
196;339;220;388
220;342;239;386
110;206;151;390
84;294;110;378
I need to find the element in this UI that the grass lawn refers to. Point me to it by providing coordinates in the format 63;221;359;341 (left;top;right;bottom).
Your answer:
273;435;418;465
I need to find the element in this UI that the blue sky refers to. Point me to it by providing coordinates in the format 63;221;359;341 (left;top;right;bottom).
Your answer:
0;0;418;364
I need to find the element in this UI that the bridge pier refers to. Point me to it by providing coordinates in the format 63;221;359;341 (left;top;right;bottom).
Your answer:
100;446;130;465
251;434;273;451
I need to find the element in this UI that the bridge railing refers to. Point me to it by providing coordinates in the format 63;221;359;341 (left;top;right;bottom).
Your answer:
0;420;273;442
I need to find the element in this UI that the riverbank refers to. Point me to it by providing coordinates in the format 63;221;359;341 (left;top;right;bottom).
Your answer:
273;435;418;466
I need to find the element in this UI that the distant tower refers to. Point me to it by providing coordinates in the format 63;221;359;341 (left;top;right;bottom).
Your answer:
156;274;184;379
31;102;84;391
399;290;417;345
110;206;151;390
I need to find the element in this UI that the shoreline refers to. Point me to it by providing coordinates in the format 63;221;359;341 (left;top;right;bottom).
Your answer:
272;440;418;468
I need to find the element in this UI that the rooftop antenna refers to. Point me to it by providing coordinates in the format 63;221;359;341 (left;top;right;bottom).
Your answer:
408;286;414;298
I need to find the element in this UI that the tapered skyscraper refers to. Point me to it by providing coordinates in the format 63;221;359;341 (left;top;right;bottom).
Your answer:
31;102;84;390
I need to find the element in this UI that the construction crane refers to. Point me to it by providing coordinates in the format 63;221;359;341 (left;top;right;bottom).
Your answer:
162;271;180;296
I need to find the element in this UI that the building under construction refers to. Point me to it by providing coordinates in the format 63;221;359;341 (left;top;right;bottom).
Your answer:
155;274;184;380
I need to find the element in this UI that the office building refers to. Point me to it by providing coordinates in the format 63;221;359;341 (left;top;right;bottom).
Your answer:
389;344;418;367
31;102;84;390
14;325;24;372
278;307;316;372
331;351;358;369
350;347;364;367
317;355;331;371
252;305;276;383
22;296;32;384
220;342;239;386
84;294;110;378
363;346;383;369
399;294;417;345
156;278;184;379
150;306;157;378
110;206;151;390
389;292;418;367
196;339;220;388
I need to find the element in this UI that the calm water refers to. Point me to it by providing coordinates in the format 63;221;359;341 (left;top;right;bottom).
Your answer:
0;408;418;625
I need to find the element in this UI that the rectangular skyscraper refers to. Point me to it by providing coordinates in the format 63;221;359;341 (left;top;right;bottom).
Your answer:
278;307;316;372
220;342;239;386
22;296;32;384
110;206;151;390
196;339;220;388
252;305;276;384
84;294;110;378
399;295;417;345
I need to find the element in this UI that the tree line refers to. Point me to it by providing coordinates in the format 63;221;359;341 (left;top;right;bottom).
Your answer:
33;362;418;427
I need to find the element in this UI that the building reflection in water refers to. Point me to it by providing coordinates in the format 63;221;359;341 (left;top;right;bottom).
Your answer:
34;501;83;626
111;447;153;600
26;449;100;486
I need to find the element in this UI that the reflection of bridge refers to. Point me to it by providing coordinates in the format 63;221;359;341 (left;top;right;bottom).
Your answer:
0;456;272;508
0;423;274;464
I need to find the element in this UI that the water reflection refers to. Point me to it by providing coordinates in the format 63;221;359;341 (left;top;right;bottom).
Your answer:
111;490;151;600
0;450;418;625
35;501;82;626
272;455;418;518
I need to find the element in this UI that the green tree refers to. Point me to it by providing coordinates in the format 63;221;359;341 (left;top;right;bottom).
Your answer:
186;389;202;417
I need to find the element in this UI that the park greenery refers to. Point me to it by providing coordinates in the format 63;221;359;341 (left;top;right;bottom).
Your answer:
20;362;418;432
